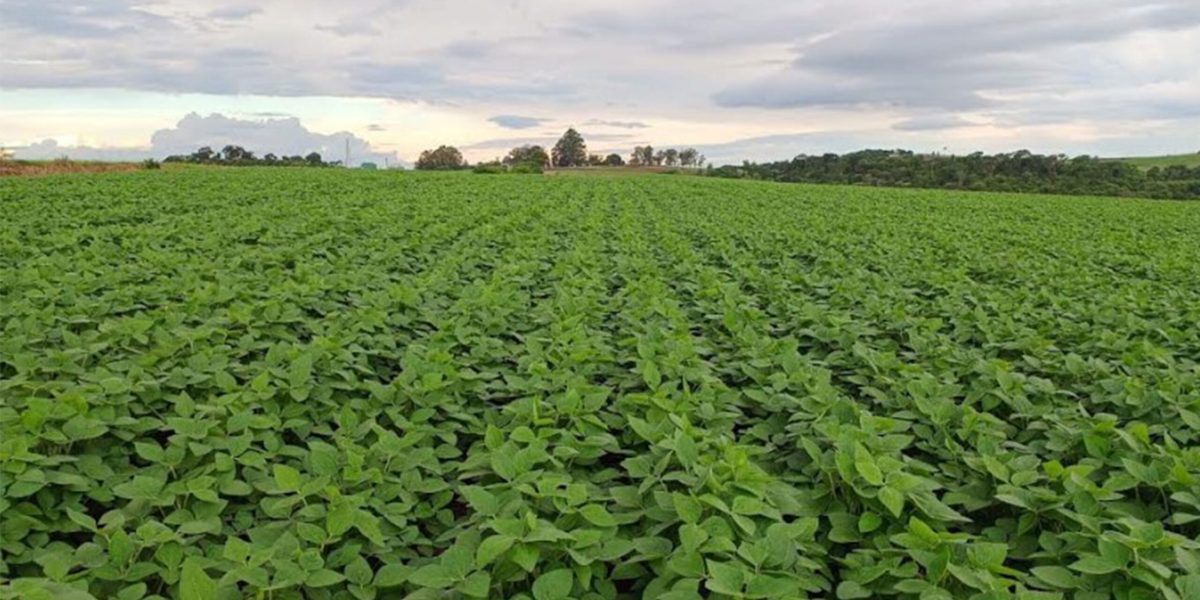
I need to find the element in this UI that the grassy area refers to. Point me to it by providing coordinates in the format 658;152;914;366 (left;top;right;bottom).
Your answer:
1110;152;1200;169
2;169;1200;599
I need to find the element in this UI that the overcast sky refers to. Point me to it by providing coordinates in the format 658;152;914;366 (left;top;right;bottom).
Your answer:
2;0;1198;165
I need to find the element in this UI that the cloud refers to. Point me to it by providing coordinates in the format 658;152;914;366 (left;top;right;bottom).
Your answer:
9;113;401;166
2;0;1200;159
148;113;398;165
0;0;175;38
442;40;496;59
366;124;386;132
9;139;154;162
892;115;977;131
463;132;635;151
584;119;649;129
488;115;549;129
207;7;261;21
316;21;378;37
715;0;1200;112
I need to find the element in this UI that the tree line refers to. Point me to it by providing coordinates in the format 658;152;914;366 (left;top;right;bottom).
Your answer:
163;146;337;167
415;128;705;172
705;150;1200;200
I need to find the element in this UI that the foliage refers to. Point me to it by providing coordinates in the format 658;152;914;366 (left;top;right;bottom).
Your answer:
551;129;588;168
416;146;466;170
504;146;550;170
630;146;654;167
141;159;161;170
707;149;1200;200
603;154;625;167
473;162;507;174
3;169;1200;600
163;146;336;168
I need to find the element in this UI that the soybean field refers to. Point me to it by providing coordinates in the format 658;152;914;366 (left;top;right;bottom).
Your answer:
3;169;1200;600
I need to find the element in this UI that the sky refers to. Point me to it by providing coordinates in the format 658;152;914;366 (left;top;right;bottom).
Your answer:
1;0;1199;166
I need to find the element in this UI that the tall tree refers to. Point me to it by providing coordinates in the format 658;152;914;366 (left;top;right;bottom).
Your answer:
663;148;680;167
603;153;625;167
630;145;654;166
552;129;588;167
416;145;466;170
679;148;699;167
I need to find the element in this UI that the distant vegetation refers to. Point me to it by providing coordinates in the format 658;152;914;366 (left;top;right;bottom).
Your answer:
417;130;703;173
164;145;336;167
415;145;467;170
410;131;1200;200
707;150;1200;200
1110;153;1200;170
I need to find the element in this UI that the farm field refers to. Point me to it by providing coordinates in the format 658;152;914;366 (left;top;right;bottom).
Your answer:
3;169;1200;600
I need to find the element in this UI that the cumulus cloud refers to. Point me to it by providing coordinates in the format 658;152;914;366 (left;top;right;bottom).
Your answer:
150;113;397;165
10;113;400;166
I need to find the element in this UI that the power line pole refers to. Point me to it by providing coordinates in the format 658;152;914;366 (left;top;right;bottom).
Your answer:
344;138;350;168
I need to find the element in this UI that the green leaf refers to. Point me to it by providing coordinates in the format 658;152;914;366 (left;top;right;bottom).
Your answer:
532;568;573;600
112;475;165;501
969;542;1008;570
305;569;345;587
409;564;454;589
475;535;515;568
62;416;108;441
375;563;413;587
1031;566;1079;589
460;485;500;516
180;559;217;600
1070;554;1124;575
327;502;356;537
705;560;745;596
273;464;303;492
579;504;617;527
675;433;699;468
837;581;873;599
854;443;884;486
878;486;905;518
673;493;703;524
1177;575;1200;599
460;571;491;598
